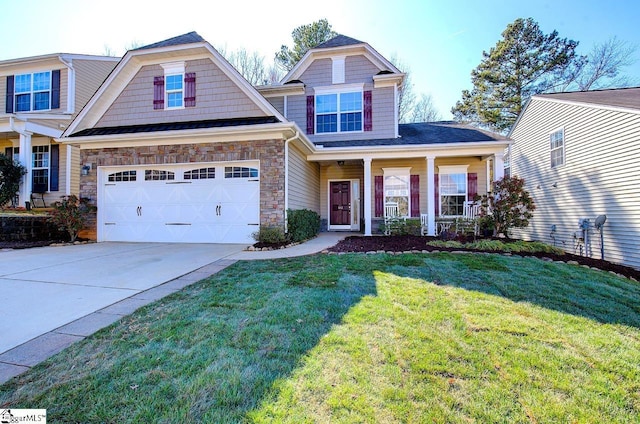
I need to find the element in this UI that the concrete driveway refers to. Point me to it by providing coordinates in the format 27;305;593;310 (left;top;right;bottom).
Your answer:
0;242;244;381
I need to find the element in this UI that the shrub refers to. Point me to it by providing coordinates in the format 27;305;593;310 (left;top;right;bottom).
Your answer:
0;154;27;210
479;176;535;237
252;226;288;244
287;209;320;242
49;195;93;242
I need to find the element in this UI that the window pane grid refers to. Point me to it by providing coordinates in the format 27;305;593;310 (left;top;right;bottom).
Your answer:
315;91;362;133
14;72;51;112
165;74;183;108
144;170;175;181
550;129;564;167
225;166;258;178
184;167;216;180
32;145;49;168
108;171;137;182
440;173;467;216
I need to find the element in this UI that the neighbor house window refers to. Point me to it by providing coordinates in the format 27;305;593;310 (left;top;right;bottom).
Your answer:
315;91;362;133
32;145;49;192
383;168;410;217
439;165;468;216
15;71;51;112
550;128;564;167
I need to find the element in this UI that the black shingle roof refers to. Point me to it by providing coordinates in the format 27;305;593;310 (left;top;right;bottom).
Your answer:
70;116;280;137
134;31;205;51
315;122;509;148
315;35;363;49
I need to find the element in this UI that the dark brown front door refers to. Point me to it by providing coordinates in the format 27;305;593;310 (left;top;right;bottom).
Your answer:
330;181;351;226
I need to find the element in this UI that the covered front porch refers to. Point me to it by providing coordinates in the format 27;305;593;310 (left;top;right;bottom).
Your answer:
310;146;506;236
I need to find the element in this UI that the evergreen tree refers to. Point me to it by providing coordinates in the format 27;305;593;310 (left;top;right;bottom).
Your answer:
275;19;337;71
452;18;583;132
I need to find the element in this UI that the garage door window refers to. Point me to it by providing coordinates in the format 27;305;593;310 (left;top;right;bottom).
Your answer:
225;166;258;178
108;170;137;182
184;167;216;179
145;170;175;181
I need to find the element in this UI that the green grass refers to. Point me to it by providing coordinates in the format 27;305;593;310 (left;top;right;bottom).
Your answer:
1;253;639;423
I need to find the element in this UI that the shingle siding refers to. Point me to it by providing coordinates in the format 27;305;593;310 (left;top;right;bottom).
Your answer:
96;58;266;128
511;97;640;270
286;54;396;142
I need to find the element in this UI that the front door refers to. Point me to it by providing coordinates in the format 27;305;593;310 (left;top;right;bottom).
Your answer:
330;181;351;226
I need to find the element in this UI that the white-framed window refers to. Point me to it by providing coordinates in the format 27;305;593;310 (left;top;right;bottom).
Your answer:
383;167;410;217
315;84;363;134
32;145;50;192
108;171;137;182
225;166;258;178
550;128;564;168
15;71;51;112
439;165;468;216
161;62;185;110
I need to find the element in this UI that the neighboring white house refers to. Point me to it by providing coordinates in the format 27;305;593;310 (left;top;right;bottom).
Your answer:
509;87;640;270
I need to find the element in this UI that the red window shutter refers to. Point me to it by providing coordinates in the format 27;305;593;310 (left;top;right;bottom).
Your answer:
153;76;164;110
374;175;384;217
363;90;372;131
410;174;420;217
184;72;196;107
434;173;439;216
5;75;14;113
467;172;478;201
306;95;314;134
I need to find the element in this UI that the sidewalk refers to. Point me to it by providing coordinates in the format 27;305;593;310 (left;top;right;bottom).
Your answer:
227;232;355;260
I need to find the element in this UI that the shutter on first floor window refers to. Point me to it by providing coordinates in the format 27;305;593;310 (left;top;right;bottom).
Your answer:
434;173;439;216
51;70;61;109
410;174;420;217
50;144;59;192
306;95;314;134
374;175;383;217
467;172;478;201
364;90;372;131
184;72;196;107
5;75;14;113
153;76;165;109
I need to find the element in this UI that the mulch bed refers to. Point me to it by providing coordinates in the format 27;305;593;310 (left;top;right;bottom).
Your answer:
328;235;640;282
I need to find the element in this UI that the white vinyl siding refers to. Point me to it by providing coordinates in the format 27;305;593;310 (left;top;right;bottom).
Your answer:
510;97;640;270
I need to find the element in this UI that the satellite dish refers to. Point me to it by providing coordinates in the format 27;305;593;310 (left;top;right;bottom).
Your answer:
595;215;607;230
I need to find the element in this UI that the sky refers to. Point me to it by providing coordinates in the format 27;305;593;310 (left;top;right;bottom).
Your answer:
2;0;639;119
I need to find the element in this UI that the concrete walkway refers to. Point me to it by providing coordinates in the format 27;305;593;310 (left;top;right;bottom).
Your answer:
0;232;352;384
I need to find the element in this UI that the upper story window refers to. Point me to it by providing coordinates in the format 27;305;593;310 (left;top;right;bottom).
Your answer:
550;128;564;168
5;70;60;114
316;91;362;133
154;62;196;110
15;72;51;112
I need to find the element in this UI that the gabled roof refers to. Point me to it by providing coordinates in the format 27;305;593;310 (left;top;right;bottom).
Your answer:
535;87;640;111
281;34;403;84
63;32;286;137
315;122;510;148
315;35;363;49
134;31;205;51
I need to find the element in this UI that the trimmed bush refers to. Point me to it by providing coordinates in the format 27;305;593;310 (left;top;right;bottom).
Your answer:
49;195;94;242
287;209;320;242
252;226;287;244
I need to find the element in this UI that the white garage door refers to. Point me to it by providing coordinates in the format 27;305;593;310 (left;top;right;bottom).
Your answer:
98;162;260;243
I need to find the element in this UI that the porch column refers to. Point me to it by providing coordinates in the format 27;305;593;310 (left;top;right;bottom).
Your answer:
363;157;372;236
493;152;504;181
18;132;32;207
426;155;436;236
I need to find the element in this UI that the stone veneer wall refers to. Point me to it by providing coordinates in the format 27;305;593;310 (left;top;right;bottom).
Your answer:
78;139;285;238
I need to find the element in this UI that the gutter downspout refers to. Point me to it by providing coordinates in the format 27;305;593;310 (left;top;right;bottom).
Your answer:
283;130;299;233
58;55;76;114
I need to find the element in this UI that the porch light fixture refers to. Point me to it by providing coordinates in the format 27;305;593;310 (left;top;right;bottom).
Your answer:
81;165;91;176
337;161;345;166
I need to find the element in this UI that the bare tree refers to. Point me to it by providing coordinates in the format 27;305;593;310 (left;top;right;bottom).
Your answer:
577;37;637;90
217;46;283;85
390;54;416;124
411;94;442;123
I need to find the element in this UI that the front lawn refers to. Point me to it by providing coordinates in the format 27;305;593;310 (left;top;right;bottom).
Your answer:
1;253;639;422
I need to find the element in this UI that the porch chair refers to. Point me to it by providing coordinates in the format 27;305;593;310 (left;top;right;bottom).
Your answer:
383;202;401;236
30;191;47;208
463;201;481;219
420;214;429;236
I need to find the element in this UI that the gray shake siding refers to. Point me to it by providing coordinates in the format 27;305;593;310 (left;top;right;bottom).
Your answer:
511;96;640;270
96;59;266;128
286;55;396;142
